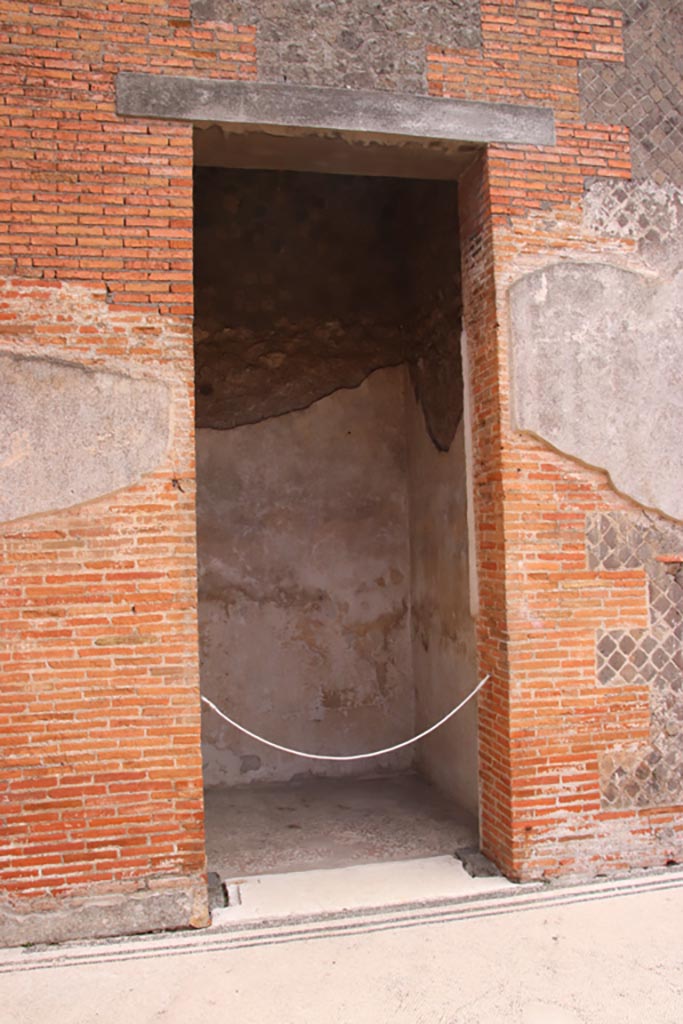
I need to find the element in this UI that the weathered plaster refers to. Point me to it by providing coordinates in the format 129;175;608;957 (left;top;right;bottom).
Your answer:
407;396;478;815
0;354;170;524
197;367;413;784
194;166;473;793
509;262;683;523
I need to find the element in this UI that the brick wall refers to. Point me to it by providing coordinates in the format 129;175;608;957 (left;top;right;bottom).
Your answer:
0;1;255;942
434;2;683;878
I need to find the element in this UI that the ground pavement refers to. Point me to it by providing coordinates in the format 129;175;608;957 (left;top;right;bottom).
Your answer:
1;863;682;1024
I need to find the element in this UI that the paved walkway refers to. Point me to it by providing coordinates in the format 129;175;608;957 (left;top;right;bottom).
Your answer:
2;868;682;1023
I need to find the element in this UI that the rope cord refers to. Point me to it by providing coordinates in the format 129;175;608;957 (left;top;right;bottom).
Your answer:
200;673;490;762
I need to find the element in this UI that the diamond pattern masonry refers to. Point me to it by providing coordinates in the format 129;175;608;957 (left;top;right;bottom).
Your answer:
588;512;683;809
580;0;683;187
582;178;683;272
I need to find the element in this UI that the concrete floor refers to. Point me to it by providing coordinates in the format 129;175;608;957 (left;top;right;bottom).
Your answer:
203;772;478;877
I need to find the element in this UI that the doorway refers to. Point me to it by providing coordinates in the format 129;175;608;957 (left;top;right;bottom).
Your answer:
193;156;480;881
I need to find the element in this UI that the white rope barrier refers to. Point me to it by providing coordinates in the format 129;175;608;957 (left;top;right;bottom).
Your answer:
201;673;491;762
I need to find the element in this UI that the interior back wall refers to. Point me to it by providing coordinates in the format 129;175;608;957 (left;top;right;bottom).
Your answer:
197;367;413;784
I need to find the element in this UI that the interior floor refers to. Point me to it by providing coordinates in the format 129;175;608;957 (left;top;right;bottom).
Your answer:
203;772;478;878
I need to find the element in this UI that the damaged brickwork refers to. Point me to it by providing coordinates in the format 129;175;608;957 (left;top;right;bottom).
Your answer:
578;1;683;818
430;1;683;879
0;2;258;946
577;6;683;823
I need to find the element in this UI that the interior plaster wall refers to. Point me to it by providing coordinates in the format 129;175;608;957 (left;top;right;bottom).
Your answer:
407;390;478;816
195;164;475;804
197;367;414;784
197;366;477;803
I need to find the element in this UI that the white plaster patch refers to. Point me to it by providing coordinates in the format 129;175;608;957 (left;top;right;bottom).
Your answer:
509;262;683;523
0;354;170;523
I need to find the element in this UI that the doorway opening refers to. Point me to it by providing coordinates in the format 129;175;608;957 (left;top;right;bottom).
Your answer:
193;153;480;882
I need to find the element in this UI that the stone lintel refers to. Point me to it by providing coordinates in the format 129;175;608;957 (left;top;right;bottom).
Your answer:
116;73;555;149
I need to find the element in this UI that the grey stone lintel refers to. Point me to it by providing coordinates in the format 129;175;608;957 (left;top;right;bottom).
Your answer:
116;73;555;148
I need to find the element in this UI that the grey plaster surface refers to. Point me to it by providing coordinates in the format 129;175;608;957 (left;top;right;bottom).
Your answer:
0;354;169;524
509;263;683;523
116;73;555;147
203;773;477;877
